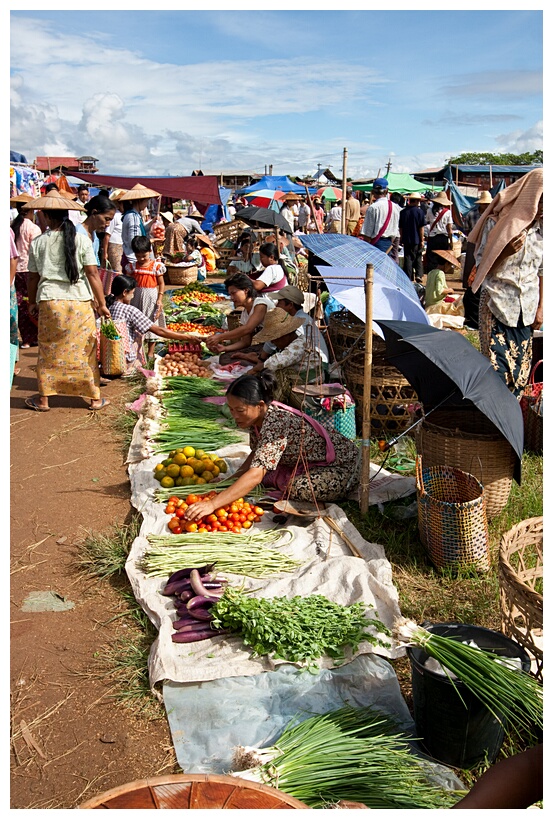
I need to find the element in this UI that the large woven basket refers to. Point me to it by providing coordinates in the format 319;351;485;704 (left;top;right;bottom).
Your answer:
79;773;308;809
524;400;543;455
344;355;417;435
415;409;515;519
328;309;388;365
166;264;198;285
499;516;543;681
416;458;490;573
213;219;248;245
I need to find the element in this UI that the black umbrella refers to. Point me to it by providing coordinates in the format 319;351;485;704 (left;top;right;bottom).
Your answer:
375;320;523;480
236;206;293;234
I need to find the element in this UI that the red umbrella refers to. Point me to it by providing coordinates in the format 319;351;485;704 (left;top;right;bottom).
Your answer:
316;186;343;201
244;189;286;208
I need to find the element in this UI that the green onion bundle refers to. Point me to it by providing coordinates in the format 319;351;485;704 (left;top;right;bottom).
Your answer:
154;478;265;503
152;417;242;453
161;376;224;397
231;706;458;809
393;618;543;736
161;394;231;423
142;529;298;578
211;588;390;667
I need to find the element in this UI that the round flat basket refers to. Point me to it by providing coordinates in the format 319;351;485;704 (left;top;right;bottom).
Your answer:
78;773;309;809
415;408;515;519
166;264;198;285
498;516;543;680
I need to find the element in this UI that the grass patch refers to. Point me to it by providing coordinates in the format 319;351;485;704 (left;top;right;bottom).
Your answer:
73;517;141;579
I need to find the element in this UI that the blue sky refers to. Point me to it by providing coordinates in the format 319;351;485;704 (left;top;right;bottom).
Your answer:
10;8;543;179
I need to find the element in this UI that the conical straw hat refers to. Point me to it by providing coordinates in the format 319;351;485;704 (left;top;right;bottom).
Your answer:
118;183;160;200
10;193;35;206
22;189;85;211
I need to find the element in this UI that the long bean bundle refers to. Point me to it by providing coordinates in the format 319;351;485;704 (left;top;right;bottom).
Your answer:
154;478;265;503
393;618;543;736
231;706;458;809
142;529;298;578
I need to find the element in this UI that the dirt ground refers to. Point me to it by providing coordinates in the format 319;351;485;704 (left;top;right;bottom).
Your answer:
10;348;178;809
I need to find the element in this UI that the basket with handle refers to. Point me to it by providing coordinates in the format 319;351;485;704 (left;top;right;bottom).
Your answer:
166;264;198;285
416;456;490;573
520;360;542;422
524;393;543;454
99;318;126;377
498;516;543;681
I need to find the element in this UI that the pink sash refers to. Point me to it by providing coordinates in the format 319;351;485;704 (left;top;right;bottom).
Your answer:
260;401;336;494
370;201;393;245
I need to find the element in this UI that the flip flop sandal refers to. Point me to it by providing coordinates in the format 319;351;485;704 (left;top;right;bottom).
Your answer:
88;398;110;412
25;397;50;412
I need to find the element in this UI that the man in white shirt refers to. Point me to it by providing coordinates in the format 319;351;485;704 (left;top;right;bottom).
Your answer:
297;197;310;233
325;200;343;233
360;178;401;256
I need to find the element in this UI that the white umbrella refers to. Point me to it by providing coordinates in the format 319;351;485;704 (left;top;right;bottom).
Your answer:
316;266;429;338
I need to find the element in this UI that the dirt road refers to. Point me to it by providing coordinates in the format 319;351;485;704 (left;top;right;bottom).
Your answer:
10;348;176;808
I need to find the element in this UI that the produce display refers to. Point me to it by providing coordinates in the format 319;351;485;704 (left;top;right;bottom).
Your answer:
143;528;298;578
171;284;219;305
164;303;225;327
162;567;231;644
164;491;265;535
167;322;220;336
230;706;456;809
155;476;264;502
158;352;212;378
210;588;390;667
393;618;543;736
154;448;229;488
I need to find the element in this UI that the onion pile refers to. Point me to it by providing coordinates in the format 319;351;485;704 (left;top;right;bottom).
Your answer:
158;351;212;378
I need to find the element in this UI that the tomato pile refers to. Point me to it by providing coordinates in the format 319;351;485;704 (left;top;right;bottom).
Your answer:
172;290;218;305
165;491;265;534
167;322;220;335
158;352;211;378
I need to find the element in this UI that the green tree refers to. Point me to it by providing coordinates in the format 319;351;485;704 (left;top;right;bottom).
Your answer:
446;151;542;166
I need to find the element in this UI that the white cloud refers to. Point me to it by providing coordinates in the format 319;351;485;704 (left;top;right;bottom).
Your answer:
441;70;542;99
495;120;543;153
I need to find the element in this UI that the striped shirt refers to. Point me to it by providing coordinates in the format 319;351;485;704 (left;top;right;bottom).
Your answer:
109;301;152;361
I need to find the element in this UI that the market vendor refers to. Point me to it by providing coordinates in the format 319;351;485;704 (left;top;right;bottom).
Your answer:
248;242;288;293
205;272;275;361
227;232;260;276
236;304;324;402
183;370;360;523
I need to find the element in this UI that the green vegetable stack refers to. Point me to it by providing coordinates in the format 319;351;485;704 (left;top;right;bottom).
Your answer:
100;319;121;339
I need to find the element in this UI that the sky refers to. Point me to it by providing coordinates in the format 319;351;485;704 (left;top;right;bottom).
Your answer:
9;6;543;181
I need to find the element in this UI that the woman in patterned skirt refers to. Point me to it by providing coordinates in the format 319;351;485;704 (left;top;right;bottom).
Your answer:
24;190;111;412
184;370;360;524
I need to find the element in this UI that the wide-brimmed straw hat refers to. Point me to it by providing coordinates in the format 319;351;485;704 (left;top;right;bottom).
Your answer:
118;183;160;201
433;249;461;267
109;188;127;201
252;307;305;344
283;193;300;202
22;189;85;211
187;207;204;219
160;211;174;223
432;190;452;207
475;190;492;205
408;192;422;201
10;193;35;206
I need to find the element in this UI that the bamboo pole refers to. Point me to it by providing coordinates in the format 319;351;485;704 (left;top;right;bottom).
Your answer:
489;164;493;189
303;184;322;234
341;147;348;234
359;262;374;515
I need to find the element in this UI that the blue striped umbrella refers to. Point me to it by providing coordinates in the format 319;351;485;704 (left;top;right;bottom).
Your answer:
300;234;418;302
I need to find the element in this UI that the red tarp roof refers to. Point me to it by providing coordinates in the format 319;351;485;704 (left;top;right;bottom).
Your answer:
35;156;80;171
70;172;222;206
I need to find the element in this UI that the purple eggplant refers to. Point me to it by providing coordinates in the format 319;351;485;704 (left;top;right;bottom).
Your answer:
178;589;194;603
187;608;214;622
189;569;225;599
162;578;192;597
187;595;216;610
166;568;194;583
173;620;214;633
171;630;217;643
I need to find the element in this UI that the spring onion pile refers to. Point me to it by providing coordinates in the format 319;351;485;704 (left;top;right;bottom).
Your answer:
143;529;299;578
231;706;457;809
393;618;543;736
161;394;232;423
154;477;265;503
210;588;390;667
152;417;242;453
161;376;224;397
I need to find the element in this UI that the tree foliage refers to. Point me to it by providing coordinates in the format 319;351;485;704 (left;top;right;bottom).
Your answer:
446;151;542;166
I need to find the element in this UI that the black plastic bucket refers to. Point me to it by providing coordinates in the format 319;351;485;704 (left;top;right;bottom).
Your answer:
407;622;531;769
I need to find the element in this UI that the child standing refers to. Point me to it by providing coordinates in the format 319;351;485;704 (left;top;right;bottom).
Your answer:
125;235;166;359
183;236;206;281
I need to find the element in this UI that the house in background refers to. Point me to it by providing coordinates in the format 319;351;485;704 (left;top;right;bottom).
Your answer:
191;169;261;192
34;156;99;175
414;164;541;196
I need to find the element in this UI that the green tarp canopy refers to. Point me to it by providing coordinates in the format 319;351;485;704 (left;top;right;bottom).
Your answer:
353;173;436;194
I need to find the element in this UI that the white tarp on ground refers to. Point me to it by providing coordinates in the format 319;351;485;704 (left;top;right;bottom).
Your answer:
126;426;405;688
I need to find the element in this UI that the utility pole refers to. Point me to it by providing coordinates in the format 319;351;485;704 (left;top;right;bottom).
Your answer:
317;162;322;178
385;157;392;175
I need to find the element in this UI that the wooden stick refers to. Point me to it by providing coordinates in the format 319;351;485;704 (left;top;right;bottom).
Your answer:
303;184;322;234
359;263;374;515
323;515;362;558
341;147;348;234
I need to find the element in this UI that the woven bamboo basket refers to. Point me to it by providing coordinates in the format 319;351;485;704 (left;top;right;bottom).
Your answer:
415;408;515;519
78;773;308;809
213;219;248;245
498;516;543;681
416;458;490;573
328;309;388;365
344;354;417;435
227;309;243;331
524;401;543;455
166;264;198;285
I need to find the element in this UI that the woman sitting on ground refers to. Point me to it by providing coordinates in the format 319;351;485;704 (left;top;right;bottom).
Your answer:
205;272;275;362
248;242;288;293
183;370;360;524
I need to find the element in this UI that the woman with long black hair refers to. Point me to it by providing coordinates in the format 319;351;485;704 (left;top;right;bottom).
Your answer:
24;190;111;412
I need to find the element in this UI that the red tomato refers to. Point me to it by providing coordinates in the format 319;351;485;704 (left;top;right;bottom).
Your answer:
168;496;179;504
198;527;208;532
211;521;220;530
242;520;252;529
238;513;247;523
231;525;241;533
247;513;256;522
206;514;218;524
184;522;198;533
168;517;180;530
253;507;265;516
175;508;185;519
186;494;199;505
218;524;229;532
165;504;175;515
254;516;262;522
